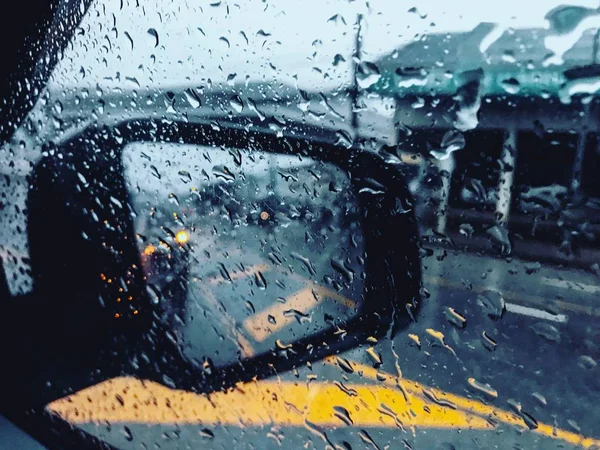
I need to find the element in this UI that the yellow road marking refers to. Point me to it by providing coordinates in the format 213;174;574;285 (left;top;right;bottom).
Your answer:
244;283;356;342
313;284;357;309
45;377;492;429
244;286;316;342
45;370;600;448
425;275;600;318
323;357;600;448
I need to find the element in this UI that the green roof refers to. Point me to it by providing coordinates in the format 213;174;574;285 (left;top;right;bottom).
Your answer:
369;67;567;98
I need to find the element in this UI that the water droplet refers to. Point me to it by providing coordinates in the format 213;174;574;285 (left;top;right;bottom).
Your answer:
454;74;482;132
212;166;235;182
247;98;265;120
578;355;597;370
445;307;467;328
333;406;354;425
123;426;133;441
411;97;425;109
290;252;317;276
283;309;311;324
303;418;332;445
531;322;561;342
532;392;547;406
358;429;380;449
335;356;354;373
333;54;346;66
230;95;244;112
77;172;88;186
218;263;232;282
524;261;542;274
255;271;267;289
467;377;498;399
481;331;497;351
486;225;512;254
149;165;161;179
333;380;358;397
502;50;516;63
219;36;230;48
422;388;457;409
275;339;293;350
330;259;354;283
408;333;421;349
425;328;456;356
124;31;134;50
500;77;520;94
147;28;159;47
559;77;600;104
521;410;539;430
567;419;582;433
184;88;202;108
178;170;192;183
366;347;382;367
335;130;353;148
168;193;179;206
377;403;405;429
430;130;465;160
199;428;214;439
459;223;474;238
477;290;506;320
356;62;381;89
53;100;63;115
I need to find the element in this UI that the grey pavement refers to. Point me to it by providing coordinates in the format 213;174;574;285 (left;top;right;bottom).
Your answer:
48;242;600;449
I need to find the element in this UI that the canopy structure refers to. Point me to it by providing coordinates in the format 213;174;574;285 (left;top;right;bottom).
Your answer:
369;22;599;99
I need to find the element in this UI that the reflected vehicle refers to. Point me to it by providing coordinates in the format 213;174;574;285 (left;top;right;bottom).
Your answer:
136;202;192;331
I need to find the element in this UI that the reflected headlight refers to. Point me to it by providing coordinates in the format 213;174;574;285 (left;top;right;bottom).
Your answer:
143;244;157;255
175;230;190;245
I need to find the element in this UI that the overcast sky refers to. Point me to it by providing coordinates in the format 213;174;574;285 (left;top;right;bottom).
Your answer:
49;0;600;93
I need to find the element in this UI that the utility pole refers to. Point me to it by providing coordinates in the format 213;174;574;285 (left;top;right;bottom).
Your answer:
593;28;600;64
350;13;363;143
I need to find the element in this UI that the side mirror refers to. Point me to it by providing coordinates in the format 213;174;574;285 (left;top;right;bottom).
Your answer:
22;119;421;399
120;121;422;374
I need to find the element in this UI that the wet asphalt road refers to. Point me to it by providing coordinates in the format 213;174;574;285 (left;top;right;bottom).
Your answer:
45;234;600;449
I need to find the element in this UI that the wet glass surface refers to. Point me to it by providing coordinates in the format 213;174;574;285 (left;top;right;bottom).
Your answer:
0;1;599;449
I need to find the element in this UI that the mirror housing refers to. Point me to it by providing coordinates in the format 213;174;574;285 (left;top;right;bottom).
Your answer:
21;118;421;401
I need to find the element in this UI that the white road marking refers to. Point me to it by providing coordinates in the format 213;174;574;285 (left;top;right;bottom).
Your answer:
506;303;568;323
542;277;600;295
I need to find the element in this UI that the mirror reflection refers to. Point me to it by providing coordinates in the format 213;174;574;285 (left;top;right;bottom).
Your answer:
123;142;364;366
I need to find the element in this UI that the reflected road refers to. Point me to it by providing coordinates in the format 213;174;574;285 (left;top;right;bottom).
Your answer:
46;243;600;449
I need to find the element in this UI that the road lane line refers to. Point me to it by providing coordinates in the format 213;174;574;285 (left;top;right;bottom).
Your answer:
46;369;600;449
243;283;356;342
424;275;600;318
46;376;491;429
244;286;316;342
542;276;600;294
323;358;600;449
505;303;568;323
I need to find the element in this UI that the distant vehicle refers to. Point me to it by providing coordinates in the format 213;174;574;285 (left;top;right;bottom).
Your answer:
136;203;191;330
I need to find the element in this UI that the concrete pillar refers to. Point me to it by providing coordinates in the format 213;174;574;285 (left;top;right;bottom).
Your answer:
495;127;517;225
571;130;586;195
434;154;456;234
571;105;588;197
